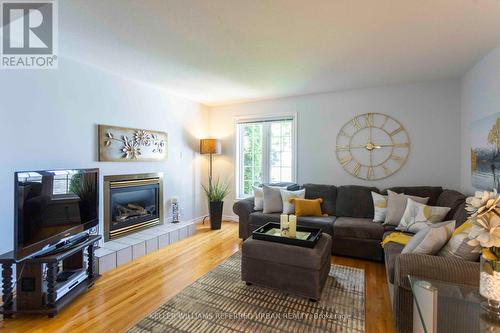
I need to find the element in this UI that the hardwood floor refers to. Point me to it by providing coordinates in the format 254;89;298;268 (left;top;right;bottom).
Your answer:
1;222;395;333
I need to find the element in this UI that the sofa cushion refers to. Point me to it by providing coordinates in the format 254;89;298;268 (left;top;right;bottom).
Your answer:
452;202;467;228
303;184;337;216
336;185;379;218
334;217;384;240
249;213;335;237
249;212;280;228
382;186;443;206
296;215;335;236
436;189;466;221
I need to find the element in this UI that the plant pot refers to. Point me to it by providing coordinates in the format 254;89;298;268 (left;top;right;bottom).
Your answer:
209;201;223;230
480;254;500;314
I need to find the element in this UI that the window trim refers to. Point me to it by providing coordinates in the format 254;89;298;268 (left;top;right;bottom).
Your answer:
234;112;297;199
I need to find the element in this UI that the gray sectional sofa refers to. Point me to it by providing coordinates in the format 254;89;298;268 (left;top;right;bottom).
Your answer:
233;184;480;333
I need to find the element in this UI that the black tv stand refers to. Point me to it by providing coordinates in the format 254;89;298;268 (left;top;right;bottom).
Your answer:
33;233;90;258
0;235;101;318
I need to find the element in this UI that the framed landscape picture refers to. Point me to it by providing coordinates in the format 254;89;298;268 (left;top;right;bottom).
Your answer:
470;113;500;191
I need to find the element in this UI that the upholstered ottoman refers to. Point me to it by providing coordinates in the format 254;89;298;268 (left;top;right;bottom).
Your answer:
241;233;332;301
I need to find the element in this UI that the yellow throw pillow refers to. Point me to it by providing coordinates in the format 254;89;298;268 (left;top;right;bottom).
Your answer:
289;198;326;217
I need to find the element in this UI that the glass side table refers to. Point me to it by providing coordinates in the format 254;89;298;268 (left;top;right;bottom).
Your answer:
408;275;500;333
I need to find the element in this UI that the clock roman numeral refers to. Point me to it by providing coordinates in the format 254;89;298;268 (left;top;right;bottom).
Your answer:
340;155;352;166
351;117;362;130
352;162;361;176
339;129;349;137
393;142;409;148
365;113;374;127
380;115;389;129
382;165;391;176
367;166;374;180
336;145;350;151
390;154;404;163
390;127;403;136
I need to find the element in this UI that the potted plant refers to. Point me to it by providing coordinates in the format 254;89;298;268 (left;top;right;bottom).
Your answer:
202;178;230;230
466;190;500;313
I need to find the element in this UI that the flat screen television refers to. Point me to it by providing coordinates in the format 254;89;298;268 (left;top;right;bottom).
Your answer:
14;168;99;260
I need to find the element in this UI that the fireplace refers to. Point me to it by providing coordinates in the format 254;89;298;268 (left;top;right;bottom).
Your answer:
103;173;163;241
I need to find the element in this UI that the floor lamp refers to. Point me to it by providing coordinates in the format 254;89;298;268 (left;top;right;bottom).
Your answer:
200;138;221;223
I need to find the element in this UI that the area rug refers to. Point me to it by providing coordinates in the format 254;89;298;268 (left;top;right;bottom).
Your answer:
127;252;365;333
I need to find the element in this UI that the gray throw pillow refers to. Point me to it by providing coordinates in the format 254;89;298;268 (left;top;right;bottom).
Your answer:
262;185;286;213
402;220;455;255
384;190;429;226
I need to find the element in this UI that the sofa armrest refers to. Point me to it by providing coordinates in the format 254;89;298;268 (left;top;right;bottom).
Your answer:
233;197;255;216
394;253;480;291
233;197;256;239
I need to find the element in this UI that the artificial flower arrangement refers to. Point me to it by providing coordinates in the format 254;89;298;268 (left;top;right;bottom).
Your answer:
466;190;500;258
465;189;500;311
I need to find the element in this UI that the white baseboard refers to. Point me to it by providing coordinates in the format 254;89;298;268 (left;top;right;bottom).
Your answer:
223;215;239;222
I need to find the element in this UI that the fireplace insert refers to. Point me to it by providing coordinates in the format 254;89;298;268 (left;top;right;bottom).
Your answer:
103;173;163;240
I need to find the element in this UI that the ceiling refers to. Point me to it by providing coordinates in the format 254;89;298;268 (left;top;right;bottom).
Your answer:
61;0;500;106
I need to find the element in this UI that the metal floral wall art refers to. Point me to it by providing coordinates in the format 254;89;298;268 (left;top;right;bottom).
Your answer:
98;125;168;162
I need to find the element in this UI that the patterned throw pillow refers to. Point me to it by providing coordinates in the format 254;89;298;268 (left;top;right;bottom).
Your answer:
397;198;451;233
402;221;455;255
280;188;306;214
371;192;388;222
438;220;481;261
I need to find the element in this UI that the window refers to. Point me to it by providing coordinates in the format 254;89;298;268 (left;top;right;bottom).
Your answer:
236;115;296;198
49;170;78;196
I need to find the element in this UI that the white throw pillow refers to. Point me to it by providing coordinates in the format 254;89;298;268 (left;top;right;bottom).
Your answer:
371;192;388;222
253;186;264;210
262;185;287;214
402;221;455;255
280;188;306;214
397;198;451;233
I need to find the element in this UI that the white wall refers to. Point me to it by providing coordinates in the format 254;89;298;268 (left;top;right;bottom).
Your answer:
0;58;208;254
209;80;462;215
460;45;500;194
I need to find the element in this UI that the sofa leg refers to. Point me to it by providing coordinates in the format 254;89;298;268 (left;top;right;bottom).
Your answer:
309;298;318;303
245;282;252;286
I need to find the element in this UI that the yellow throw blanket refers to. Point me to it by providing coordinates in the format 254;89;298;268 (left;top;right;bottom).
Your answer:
381;232;412;248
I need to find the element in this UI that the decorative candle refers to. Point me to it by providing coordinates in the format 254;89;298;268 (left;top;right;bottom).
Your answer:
289;214;297;238
280;214;290;237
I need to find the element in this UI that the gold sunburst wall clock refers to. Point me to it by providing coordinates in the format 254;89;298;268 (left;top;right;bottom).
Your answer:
335;113;410;180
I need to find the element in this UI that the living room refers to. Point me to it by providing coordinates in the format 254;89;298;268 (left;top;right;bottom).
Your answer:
1;1;500;332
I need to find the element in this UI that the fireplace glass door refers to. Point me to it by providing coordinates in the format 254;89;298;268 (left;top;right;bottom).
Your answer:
108;182;160;238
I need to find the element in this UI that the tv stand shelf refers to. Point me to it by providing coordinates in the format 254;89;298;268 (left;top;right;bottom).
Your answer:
0;235;101;318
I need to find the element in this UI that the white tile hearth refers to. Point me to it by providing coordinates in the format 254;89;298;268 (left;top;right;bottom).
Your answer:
95;220;198;274
100;241;133;267
94;247;117;274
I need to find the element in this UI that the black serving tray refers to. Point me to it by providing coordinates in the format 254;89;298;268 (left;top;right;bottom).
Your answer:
252;222;322;248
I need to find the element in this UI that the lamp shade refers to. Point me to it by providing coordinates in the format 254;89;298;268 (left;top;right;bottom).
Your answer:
200;138;221;155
